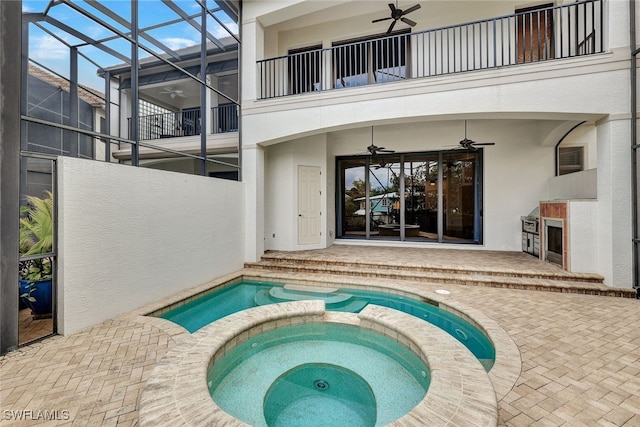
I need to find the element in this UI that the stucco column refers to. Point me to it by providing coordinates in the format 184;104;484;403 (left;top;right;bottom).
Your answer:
241;18;261;103
240;13;265;262
243;144;265;262
596;118;633;288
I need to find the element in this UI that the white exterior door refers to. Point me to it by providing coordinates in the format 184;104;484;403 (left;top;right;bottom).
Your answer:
298;165;321;245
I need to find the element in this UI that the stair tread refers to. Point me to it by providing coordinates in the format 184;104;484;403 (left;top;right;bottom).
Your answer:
257;254;604;282
244;268;636;298
246;260;603;285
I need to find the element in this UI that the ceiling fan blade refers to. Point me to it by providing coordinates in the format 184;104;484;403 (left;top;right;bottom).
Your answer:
471;142;496;146
378;149;395;153
402;4;421;15
372;16;393;23
387;20;397;34
401;17;416;27
388;3;397;13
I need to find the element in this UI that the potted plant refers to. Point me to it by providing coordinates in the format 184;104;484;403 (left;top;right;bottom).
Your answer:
19;191;54;318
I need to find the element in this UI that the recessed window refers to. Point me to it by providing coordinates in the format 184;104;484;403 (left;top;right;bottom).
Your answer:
558;146;584;175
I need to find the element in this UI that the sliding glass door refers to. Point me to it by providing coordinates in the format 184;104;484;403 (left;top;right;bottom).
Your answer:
338;150;483;243
443;151;479;241
404;155;439;241
341;159;367;237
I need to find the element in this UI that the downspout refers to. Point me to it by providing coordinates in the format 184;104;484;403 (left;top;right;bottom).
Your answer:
631;0;638;293
554;121;586;176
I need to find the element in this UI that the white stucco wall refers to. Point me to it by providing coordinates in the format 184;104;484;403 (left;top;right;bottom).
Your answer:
57;157;245;335
596;118;633;288
243;145;265;262
265;134;327;250
568;200;598;274
548;169;597;200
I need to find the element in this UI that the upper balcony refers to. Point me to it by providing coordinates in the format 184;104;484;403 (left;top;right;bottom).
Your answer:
257;0;603;100
129;104;238;141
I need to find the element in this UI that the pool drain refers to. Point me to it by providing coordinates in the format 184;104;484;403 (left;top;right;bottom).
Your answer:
314;379;329;390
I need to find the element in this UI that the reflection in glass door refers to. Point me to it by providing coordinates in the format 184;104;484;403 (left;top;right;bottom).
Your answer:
340;159;367;237
338;149;482;243
404;155;438;240
443;151;478;241
369;156;400;240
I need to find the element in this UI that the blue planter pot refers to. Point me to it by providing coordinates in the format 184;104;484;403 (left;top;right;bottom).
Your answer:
19;278;52;316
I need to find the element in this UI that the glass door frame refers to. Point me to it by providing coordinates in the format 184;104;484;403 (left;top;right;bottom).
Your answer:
18;153;58;345
336;149;484;243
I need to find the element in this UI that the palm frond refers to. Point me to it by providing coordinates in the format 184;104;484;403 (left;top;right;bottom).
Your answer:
20;191;54;256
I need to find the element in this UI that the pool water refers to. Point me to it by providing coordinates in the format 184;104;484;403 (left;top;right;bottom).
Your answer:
207;322;430;427
263;363;377;427
160;280;495;370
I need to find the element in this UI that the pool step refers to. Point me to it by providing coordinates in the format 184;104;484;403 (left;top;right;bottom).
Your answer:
244;260;635;298
270;287;352;304
254;288;368;311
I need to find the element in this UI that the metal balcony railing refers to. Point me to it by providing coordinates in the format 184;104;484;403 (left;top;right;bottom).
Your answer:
211;104;238;134
257;0;603;99
129;105;238;141
131;108;201;141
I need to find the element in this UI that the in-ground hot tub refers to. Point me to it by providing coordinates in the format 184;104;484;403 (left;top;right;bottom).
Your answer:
209;321;430;426
139;301;498;426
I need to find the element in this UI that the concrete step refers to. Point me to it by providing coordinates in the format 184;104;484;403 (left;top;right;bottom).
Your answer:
244;260;635;298
255;253;605;283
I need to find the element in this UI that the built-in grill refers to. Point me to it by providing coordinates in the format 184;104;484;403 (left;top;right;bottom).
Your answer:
521;207;540;257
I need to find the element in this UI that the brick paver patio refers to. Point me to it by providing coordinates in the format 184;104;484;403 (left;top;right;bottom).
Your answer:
1;246;639;426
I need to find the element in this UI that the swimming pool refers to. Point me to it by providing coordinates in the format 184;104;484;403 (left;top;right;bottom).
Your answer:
140;299;501;426
159;280;495;370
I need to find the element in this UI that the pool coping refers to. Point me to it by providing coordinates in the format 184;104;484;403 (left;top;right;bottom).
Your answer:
138;300;499;426
134;270;522;400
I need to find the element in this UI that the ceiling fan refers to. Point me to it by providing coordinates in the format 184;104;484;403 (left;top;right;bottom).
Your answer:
372;1;421;34
366;143;395;155
364;127;395;156
455;120;495;151
158;87;185;98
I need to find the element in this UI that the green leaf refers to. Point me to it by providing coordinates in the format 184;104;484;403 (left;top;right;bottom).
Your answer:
18;191;54;281
19;191;53;257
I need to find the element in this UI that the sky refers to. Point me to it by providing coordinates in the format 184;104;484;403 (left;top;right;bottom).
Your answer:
22;0;238;90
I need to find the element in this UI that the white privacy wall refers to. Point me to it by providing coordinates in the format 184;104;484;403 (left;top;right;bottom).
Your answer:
57;157;244;335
